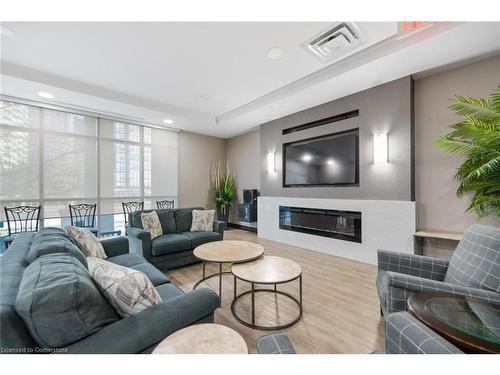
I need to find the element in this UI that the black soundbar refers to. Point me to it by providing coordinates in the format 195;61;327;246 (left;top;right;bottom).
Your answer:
281;109;359;135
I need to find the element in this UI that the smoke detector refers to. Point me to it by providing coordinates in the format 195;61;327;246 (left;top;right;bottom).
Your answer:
303;22;364;62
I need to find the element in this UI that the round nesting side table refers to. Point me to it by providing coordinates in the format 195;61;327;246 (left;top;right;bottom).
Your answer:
152;324;248;354
193;240;264;307
231;255;303;330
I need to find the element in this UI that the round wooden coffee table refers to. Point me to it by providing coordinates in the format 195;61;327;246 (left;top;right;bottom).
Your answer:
231;255;303;330
152;324;248;354
193;240;264;307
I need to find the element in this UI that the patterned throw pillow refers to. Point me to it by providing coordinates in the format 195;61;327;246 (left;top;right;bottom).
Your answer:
141;211;162;239
87;257;162;317
67;226;107;259
190;209;215;232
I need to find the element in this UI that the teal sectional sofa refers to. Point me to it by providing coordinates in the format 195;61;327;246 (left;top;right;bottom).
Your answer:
0;228;219;354
127;207;225;271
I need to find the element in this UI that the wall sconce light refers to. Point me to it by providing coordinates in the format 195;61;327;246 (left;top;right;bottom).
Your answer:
373;133;388;163
267;152;276;173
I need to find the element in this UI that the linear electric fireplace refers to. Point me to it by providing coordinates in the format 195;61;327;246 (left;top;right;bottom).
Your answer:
279;206;361;243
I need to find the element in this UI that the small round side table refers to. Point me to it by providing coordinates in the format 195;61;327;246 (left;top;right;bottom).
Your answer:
152;324;248;354
231;255;303;330
193;240;264;307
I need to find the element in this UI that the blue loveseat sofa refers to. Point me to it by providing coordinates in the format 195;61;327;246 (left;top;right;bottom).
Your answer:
127;207;225;271
0;228;219;354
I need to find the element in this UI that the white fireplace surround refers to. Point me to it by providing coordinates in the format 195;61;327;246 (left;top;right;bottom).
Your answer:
258;196;416;265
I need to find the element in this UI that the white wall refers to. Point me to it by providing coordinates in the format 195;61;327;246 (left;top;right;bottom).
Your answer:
258;196;416;265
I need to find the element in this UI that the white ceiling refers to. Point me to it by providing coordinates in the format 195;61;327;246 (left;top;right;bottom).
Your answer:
1;22;500;138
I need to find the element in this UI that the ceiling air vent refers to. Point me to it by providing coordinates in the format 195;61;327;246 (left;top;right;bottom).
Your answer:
303;22;363;62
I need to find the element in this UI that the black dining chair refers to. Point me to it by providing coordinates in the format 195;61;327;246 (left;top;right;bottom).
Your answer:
156;200;174;209
3;205;41;248
68;203;98;236
122;201;144;225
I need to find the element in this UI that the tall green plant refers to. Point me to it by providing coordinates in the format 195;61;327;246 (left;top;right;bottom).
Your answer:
435;87;500;218
209;160;237;214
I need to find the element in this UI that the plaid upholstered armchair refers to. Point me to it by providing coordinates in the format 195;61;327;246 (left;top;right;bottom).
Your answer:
385;312;463;354
377;224;500;316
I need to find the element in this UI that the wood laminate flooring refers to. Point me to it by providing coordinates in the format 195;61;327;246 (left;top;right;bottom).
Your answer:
167;229;385;354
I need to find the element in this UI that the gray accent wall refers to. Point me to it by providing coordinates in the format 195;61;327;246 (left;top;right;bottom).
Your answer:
260;76;413;201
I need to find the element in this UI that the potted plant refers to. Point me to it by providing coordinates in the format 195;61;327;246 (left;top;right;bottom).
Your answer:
209;160;237;226
435;87;500;218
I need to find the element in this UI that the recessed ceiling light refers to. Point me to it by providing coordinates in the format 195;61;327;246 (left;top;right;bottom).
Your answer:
267;47;285;60
38;91;54;99
163;119;174;125
327;159;335;165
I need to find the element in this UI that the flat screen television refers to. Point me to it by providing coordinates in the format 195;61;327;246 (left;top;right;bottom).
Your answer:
283;128;359;187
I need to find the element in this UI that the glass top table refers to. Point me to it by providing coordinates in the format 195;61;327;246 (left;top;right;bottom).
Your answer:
407;292;500;353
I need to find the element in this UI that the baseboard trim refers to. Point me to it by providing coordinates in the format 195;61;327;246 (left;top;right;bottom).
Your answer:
228;223;257;233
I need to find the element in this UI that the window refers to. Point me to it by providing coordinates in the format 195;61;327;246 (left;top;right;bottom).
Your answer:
0;102;40;201
146;127;178;197
99;119;177;234
111;143;140;194
42;109;98;203
0;100;178;249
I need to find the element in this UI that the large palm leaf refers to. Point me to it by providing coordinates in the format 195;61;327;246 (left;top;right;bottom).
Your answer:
435;87;500;217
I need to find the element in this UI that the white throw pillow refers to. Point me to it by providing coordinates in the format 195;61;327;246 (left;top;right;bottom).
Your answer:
87;257;162;317
190;209;215;232
67;226;107;259
141;211;162;239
